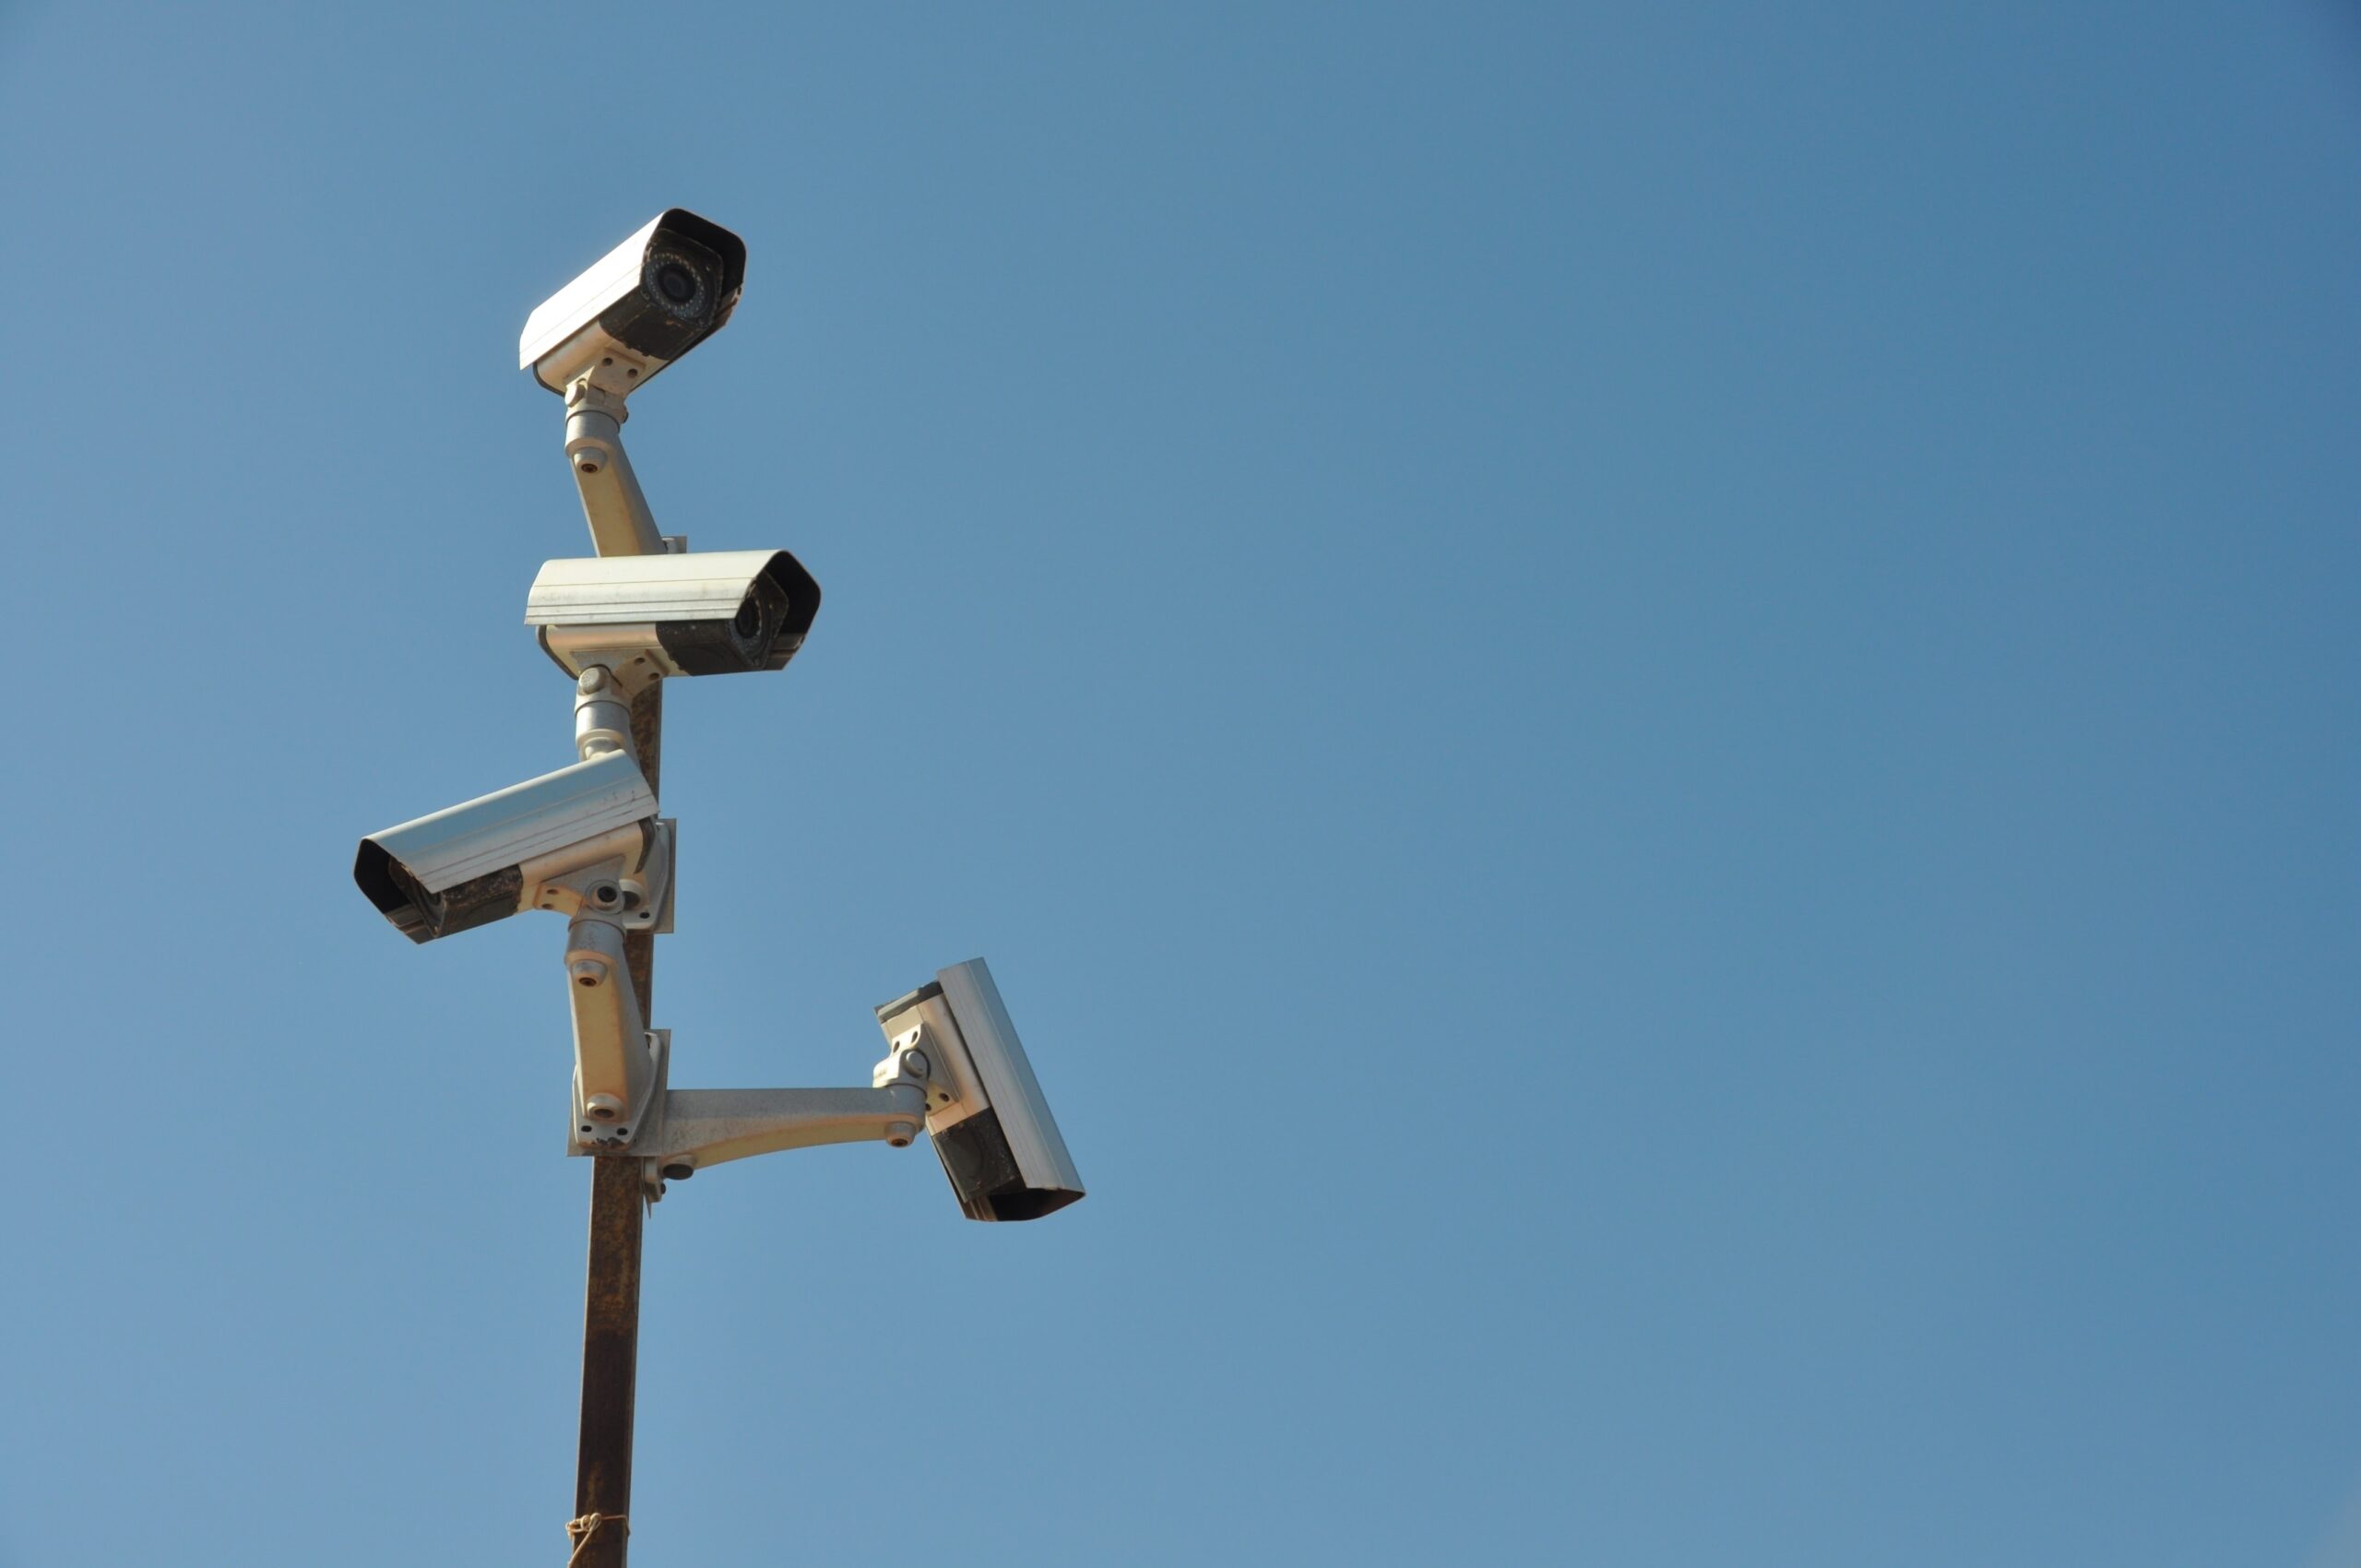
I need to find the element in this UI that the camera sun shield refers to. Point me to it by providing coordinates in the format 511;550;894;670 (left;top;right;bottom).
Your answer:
519;208;749;395
354;750;658;943
876;959;1085;1222
526;549;822;679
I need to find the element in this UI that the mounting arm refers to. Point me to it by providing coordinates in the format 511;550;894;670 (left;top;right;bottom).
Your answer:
567;1031;932;1190
564;376;663;557
641;1085;927;1178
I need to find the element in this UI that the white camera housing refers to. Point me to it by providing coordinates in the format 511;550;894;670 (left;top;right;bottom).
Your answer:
875;960;1085;1221
519;208;747;397
355;751;665;943
526;550;821;680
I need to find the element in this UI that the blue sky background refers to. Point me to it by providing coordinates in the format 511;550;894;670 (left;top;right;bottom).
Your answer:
2;4;2357;1563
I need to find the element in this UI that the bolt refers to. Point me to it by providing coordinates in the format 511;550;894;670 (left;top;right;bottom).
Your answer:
884;1121;918;1147
569;958;606;987
578;666;609;695
661;1162;694;1181
903;1050;930;1079
586;1094;624;1123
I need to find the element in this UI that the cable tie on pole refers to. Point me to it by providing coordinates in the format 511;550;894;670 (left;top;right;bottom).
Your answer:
566;1511;628;1565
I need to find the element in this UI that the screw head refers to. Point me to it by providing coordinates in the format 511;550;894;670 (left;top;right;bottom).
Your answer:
585;1094;624;1123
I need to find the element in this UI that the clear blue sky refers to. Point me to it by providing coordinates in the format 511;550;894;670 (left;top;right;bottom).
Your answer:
2;4;2356;1564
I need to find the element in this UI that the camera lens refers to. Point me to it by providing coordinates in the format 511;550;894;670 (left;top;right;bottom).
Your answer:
733;598;764;638
656;262;697;304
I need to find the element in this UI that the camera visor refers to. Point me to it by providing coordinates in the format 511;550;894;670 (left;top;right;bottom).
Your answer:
355;841;523;944
933;1107;1085;1222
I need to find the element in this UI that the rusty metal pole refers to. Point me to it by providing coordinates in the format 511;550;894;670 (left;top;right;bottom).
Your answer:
571;683;663;1566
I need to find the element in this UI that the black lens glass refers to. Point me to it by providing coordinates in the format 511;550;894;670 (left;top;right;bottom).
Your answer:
657;262;697;304
734;599;763;638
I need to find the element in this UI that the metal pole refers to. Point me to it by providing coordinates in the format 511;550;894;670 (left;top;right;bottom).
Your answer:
572;682;662;1566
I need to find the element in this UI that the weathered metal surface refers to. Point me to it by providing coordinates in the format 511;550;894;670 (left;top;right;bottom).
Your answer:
623;683;662;1006
573;679;664;1565
573;1156;644;1568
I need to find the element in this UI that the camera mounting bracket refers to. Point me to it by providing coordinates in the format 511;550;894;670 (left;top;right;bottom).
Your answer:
571;660;655;751
564;375;664;558
574;1034;931;1200
528;821;670;932
565;911;654;1144
628;1079;928;1191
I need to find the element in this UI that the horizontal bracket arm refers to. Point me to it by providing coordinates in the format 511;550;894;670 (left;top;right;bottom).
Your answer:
641;1084;927;1172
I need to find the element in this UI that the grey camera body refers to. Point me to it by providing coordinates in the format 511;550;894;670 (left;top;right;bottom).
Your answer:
876;960;1085;1222
354;751;660;943
519;208;748;396
526;550;822;680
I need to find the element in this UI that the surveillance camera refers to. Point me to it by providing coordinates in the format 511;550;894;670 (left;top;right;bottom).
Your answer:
874;960;1085;1221
526;549;822;679
519;208;747;396
354;751;662;943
